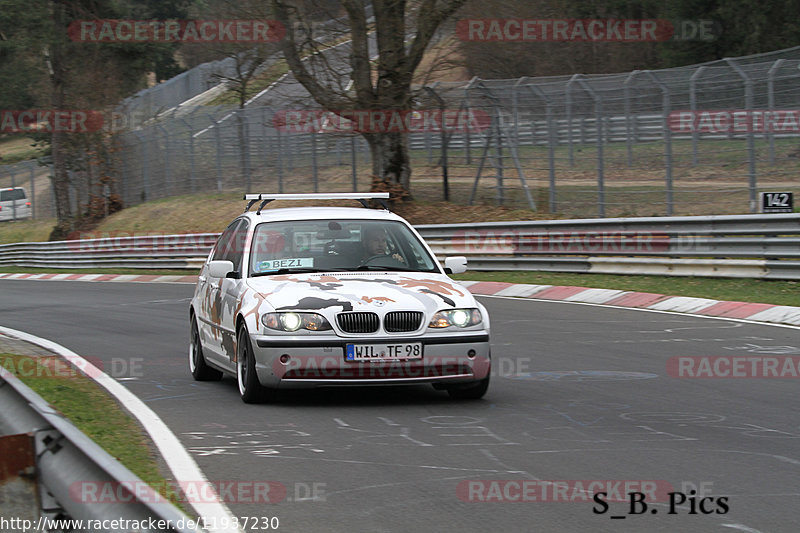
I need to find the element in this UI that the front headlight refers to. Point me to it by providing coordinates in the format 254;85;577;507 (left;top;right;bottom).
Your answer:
262;312;332;332
428;308;482;328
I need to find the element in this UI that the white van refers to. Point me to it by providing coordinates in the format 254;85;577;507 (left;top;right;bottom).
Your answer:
0;187;32;221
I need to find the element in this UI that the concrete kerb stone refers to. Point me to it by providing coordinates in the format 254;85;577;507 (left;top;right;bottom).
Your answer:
493;284;552;298
745;306;800;326
647;297;721;314
563;288;627;304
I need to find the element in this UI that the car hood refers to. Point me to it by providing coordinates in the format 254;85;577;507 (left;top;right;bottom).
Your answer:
245;271;475;314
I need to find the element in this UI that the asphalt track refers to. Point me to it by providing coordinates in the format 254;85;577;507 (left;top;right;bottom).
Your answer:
1;280;798;533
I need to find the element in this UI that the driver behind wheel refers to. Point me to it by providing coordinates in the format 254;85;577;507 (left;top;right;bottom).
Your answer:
361;226;405;263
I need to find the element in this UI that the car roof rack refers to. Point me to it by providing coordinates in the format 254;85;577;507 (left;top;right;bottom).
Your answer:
243;193;391;214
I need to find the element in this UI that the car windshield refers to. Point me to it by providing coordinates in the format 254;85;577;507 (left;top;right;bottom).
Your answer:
249;219;439;276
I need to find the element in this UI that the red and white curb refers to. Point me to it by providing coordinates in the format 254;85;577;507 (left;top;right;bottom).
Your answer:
2;272;799;327
460;281;800;327
0;272;199;283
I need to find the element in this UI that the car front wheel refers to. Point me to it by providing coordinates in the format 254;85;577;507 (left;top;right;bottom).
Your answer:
189;317;222;381
236;325;276;403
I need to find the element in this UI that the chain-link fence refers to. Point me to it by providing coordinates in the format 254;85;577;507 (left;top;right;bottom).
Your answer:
117;56;241;119
0;159;125;222
110;45;800;217
111;105;379;205
400;47;800;217
0;160;56;221
10;46;800;221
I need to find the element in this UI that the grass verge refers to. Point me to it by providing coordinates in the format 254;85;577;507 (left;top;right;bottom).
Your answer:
0;219;58;244
0;135;47;164
452;271;800;307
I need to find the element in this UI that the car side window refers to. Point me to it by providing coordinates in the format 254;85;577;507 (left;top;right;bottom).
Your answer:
212;220;241;263
227;219;249;273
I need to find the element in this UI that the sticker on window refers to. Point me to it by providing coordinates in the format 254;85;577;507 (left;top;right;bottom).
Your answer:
256;257;315;272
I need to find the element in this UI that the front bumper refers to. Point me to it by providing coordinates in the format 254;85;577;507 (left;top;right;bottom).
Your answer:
251;333;491;388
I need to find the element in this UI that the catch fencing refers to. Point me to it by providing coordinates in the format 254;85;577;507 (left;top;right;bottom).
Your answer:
118;56;245;119
1;214;798;280
6;46;800;221
105;46;800;218
0;161;110;221
0;160;54;220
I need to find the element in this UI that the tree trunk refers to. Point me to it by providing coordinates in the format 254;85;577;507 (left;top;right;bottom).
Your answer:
270;0;468;199
365;131;411;193
49;78;73;239
48;2;73;240
50;133;72;221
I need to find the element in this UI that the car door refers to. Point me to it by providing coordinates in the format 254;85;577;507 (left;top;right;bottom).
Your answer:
198;219;241;363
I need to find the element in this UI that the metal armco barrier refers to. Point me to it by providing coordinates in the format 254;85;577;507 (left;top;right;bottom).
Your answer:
416;213;800;280
0;368;198;532
0;214;798;279
0;233;218;270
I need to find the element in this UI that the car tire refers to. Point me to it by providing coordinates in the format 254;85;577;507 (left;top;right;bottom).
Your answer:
237;326;276;403
446;374;490;400
190;317;223;381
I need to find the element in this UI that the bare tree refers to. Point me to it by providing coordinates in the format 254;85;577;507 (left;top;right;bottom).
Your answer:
270;0;468;195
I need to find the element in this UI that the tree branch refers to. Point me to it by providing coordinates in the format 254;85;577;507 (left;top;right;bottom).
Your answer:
269;0;351;110
406;0;466;74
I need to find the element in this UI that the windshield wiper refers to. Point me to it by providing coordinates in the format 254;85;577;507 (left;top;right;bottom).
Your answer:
353;265;419;272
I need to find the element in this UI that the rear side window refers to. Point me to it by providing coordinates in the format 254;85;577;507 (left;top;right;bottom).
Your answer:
0;189;26;201
212;220;242;262
226;219;249;272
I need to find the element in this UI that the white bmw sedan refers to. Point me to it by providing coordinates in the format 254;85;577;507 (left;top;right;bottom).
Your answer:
189;194;491;403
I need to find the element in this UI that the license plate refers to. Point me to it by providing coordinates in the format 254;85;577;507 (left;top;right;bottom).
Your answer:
345;343;423;361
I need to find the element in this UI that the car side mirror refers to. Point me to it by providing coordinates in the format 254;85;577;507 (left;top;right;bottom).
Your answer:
444;256;468;274
208;260;235;278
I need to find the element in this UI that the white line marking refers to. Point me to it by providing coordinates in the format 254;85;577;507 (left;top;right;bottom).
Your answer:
0;325;242;533
721;524;765;533
477;294;800;331
260;454;515;472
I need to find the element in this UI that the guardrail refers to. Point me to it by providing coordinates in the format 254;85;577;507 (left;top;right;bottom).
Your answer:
416;213;800;280
0;214;798;279
0;367;198;532
0;234;218;270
